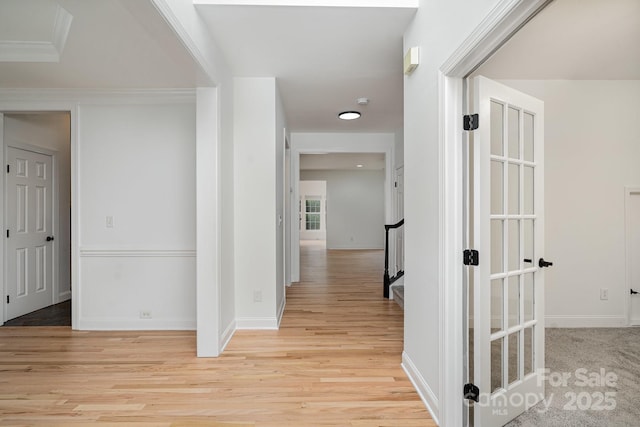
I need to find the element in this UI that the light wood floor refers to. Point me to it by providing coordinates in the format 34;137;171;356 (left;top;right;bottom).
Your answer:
0;244;434;426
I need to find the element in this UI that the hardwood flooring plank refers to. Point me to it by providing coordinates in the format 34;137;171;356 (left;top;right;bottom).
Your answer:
0;245;433;425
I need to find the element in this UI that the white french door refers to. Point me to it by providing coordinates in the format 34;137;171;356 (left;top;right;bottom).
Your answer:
5;146;55;320
472;76;547;426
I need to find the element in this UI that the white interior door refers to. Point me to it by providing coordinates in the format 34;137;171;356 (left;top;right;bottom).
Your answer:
472;76;547;426
5;146;54;320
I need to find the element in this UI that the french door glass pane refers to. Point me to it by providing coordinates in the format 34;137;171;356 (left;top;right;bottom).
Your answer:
508;220;520;271
524;273;534;322
524;166;534;215
508;276;520;328
492;337;504;393
524;219;534;264
524;112;534;162
508;163;520;214
491;279;503;332
508;107;520;159
491;101;504;156
524;326;534;376
491;220;504;274
491;161;504;214
508;331;520;385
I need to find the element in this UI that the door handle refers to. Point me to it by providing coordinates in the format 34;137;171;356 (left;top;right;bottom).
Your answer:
632;289;639;295
538;258;553;268
46;236;54;242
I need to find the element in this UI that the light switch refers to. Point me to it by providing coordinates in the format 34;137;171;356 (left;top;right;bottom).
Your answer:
106;216;114;228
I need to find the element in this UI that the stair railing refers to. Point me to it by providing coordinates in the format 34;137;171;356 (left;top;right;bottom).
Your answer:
384;218;404;298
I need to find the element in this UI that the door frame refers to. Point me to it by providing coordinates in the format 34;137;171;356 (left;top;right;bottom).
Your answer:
625;187;640;325
393;165;404;276
0;104;77;328
4;141;60;320
289;139;395;283
438;1;551;426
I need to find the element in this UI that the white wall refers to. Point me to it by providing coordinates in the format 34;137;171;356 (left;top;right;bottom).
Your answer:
77;102;196;329
151;0;238;354
402;0;508;423
301;170;384;249
4;113;72;303
496;80;640;327
299;180;327;241
394;127;404;170
234;77;286;328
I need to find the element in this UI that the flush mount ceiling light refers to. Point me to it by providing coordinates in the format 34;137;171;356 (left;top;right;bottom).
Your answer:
356;164;364;168
338;111;361;120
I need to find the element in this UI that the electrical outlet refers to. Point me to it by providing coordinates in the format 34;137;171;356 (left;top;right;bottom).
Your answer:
253;290;262;302
600;288;609;301
140;311;152;319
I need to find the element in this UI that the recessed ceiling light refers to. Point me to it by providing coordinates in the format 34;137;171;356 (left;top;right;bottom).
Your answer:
356;164;364;168
338;111;361;120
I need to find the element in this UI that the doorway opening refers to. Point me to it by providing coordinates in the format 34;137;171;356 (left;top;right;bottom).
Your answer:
1;112;72;327
298;152;386;251
294;152;392;296
450;1;640;425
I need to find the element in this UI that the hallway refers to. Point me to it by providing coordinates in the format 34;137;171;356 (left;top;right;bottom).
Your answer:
0;246;433;426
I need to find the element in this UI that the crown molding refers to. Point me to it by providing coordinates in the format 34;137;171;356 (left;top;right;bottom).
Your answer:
0;41;59;62
0;88;197;105
0;4;72;63
52;4;73;57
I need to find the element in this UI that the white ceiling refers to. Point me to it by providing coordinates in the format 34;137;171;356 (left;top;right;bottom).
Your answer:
194;3;416;132
0;0;200;88
301;153;385;170
475;0;640;80
1;0;638;134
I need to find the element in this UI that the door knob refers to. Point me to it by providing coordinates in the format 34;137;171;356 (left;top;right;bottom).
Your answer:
46;236;54;242
538;258;553;268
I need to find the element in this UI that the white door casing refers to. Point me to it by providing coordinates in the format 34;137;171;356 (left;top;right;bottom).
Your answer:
626;188;640;326
394;166;404;275
472;76;546;426
5;145;55;320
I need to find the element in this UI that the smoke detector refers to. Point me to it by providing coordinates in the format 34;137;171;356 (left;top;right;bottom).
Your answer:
356;97;370;106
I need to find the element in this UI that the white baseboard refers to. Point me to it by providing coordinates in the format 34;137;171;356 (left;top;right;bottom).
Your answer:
219;319;236;353
235;317;279;330
545;315;628;328
77;318;196;330
57;290;71;303
276;297;286;327
401;351;440;426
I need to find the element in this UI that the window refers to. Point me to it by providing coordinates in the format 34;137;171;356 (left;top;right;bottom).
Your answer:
305;198;321;230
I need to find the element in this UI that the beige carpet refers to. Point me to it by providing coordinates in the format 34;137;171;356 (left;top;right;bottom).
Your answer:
506;328;640;427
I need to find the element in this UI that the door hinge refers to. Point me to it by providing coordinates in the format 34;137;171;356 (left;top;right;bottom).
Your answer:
464;383;480;402
463;114;479;131
394;181;398;188
6;295;9;304
463;249;479;266
6;164;9;173
6;229;8;238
